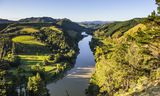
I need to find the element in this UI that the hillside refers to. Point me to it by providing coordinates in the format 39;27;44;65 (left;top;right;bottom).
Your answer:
18;17;89;32
0;18;87;95
0;18;15;24
19;17;57;23
87;18;160;96
56;18;90;39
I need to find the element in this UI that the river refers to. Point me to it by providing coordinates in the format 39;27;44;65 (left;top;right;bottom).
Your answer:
47;33;95;96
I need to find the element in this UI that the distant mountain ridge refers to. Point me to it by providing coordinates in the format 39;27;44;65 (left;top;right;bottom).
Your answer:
0;17;112;25
0;17;79;24
0;17;108;34
0;18;15;23
78;21;113;31
80;21;113;25
0;17;92;37
19;17;57;23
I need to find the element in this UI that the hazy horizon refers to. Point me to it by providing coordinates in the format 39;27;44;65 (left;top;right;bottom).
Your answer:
0;0;157;22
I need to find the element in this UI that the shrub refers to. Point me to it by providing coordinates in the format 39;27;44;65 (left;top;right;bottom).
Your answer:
7;54;21;67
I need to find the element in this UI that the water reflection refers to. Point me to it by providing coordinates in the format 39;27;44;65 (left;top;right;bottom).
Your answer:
47;34;95;96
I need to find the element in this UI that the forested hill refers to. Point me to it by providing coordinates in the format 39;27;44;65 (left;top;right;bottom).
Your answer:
19;17;57;23
0;17;92;39
87;16;160;95
18;17;87;32
0;17;89;95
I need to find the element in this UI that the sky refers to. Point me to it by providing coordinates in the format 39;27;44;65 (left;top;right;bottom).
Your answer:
0;0;157;22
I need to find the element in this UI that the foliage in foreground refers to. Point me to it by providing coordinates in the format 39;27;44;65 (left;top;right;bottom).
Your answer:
87;17;160;96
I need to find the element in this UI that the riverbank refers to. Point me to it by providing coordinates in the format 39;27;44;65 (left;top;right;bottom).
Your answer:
47;35;95;96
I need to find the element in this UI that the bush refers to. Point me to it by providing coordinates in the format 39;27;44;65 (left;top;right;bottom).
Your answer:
48;53;63;63
8;54;21;67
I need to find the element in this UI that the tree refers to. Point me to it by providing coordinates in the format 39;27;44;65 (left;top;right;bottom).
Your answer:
0;70;17;96
15;67;26;96
49;53;62;63
151;11;156;17
27;73;48;96
0;38;4;60
156;0;160;14
148;10;157;20
32;64;45;79
9;55;21;67
156;0;160;3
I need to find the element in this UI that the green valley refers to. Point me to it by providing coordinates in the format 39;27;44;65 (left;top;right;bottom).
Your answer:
0;0;160;96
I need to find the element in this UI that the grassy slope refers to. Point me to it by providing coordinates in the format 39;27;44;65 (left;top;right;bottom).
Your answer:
12;35;45;45
11;34;54;80
0;22;80;83
88;19;160;96
21;27;39;33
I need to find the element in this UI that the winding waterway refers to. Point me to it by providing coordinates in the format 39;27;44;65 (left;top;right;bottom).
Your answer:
47;33;95;96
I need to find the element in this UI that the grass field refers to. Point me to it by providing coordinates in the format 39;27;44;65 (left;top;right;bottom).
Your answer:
9;54;57;79
10;33;69;82
17;54;63;81
49;26;62;33
12;35;45;45
21;27;39;33
17;55;48;71
44;66;56;72
19;55;49;65
42;26;62;33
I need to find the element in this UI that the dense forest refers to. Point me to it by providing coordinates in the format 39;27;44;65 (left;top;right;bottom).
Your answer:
87;1;160;96
0;17;90;96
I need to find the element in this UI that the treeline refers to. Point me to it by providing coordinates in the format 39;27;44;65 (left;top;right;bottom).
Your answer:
0;69;49;96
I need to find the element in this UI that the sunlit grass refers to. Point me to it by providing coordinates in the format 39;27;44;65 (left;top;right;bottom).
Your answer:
18;55;49;72
50;26;62;33
19;55;49;65
124;24;147;36
44;66;56;72
21;27;39;33
42;26;62;33
12;35;45;45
